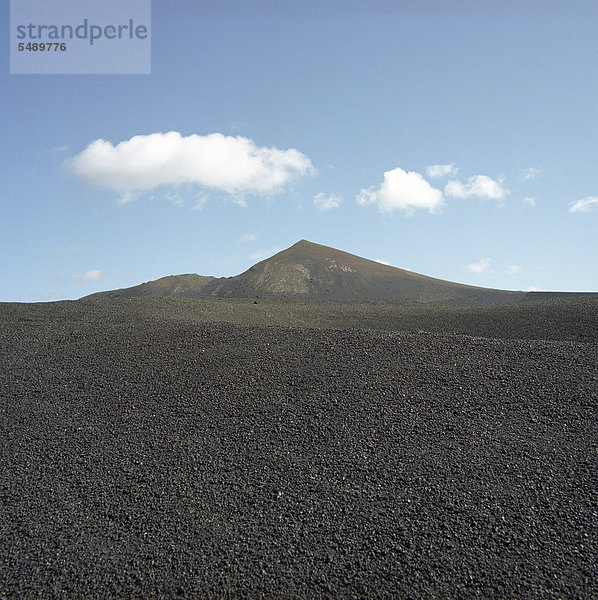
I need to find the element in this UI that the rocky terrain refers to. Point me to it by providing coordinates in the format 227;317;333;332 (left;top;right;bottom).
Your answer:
1;297;597;598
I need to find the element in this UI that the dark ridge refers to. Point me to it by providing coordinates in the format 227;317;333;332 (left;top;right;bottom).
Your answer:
84;273;215;299
524;290;598;301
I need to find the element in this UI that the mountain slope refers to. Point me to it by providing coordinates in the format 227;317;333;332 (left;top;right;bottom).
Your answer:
81;240;597;304
85;274;214;300
199;240;524;304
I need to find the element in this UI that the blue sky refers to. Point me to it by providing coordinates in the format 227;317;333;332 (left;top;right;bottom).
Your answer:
2;0;597;302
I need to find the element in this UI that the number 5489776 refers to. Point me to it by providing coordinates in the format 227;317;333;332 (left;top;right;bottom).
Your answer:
18;42;66;51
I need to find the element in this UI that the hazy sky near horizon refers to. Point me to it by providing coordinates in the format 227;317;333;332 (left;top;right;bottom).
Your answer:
2;0;597;301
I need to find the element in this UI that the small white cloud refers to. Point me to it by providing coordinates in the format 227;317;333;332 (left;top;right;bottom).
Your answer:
508;265;522;275
569;196;598;213
164;190;185;208
375;258;392;266
191;193;209;211
55;244;91;255
521;167;541;181
46;145;70;154
445;175;508;201
527;286;546;292
66;244;89;253
465;258;491;273
238;233;257;243
357;167;444;214
65;131;315;205
313;192;343;210
426;163;458;178
56;269;105;285
76;269;104;283
250;247;283;262
522;196;536;207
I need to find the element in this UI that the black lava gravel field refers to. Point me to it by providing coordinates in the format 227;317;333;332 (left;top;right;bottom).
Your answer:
1;300;597;599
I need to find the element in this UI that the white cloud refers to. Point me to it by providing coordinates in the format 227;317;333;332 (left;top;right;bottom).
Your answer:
426;163;458;178
569;196;598;213
522;196;536;207
164;190;185;208
527;286;546;292
238;233;257;243
56;269;105;285
521;167;541;181
375;258;392;266
445;175;508;201
55;244;91;255
313;192;343;210
47;145;70;154
357;167;444;214
250;247;283;262
508;265;522;275
191;195;208;210
465;258;491;273
76;269;104;282
65;131;315;204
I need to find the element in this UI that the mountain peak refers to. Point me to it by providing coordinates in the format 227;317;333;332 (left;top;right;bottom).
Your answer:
288;239;318;249
199;240;523;303
82;240;532;304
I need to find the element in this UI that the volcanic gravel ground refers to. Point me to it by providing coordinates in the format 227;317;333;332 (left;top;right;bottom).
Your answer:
0;300;597;598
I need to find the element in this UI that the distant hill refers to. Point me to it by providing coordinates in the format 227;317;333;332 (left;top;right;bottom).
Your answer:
85;274;214;300
82;240;597;304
